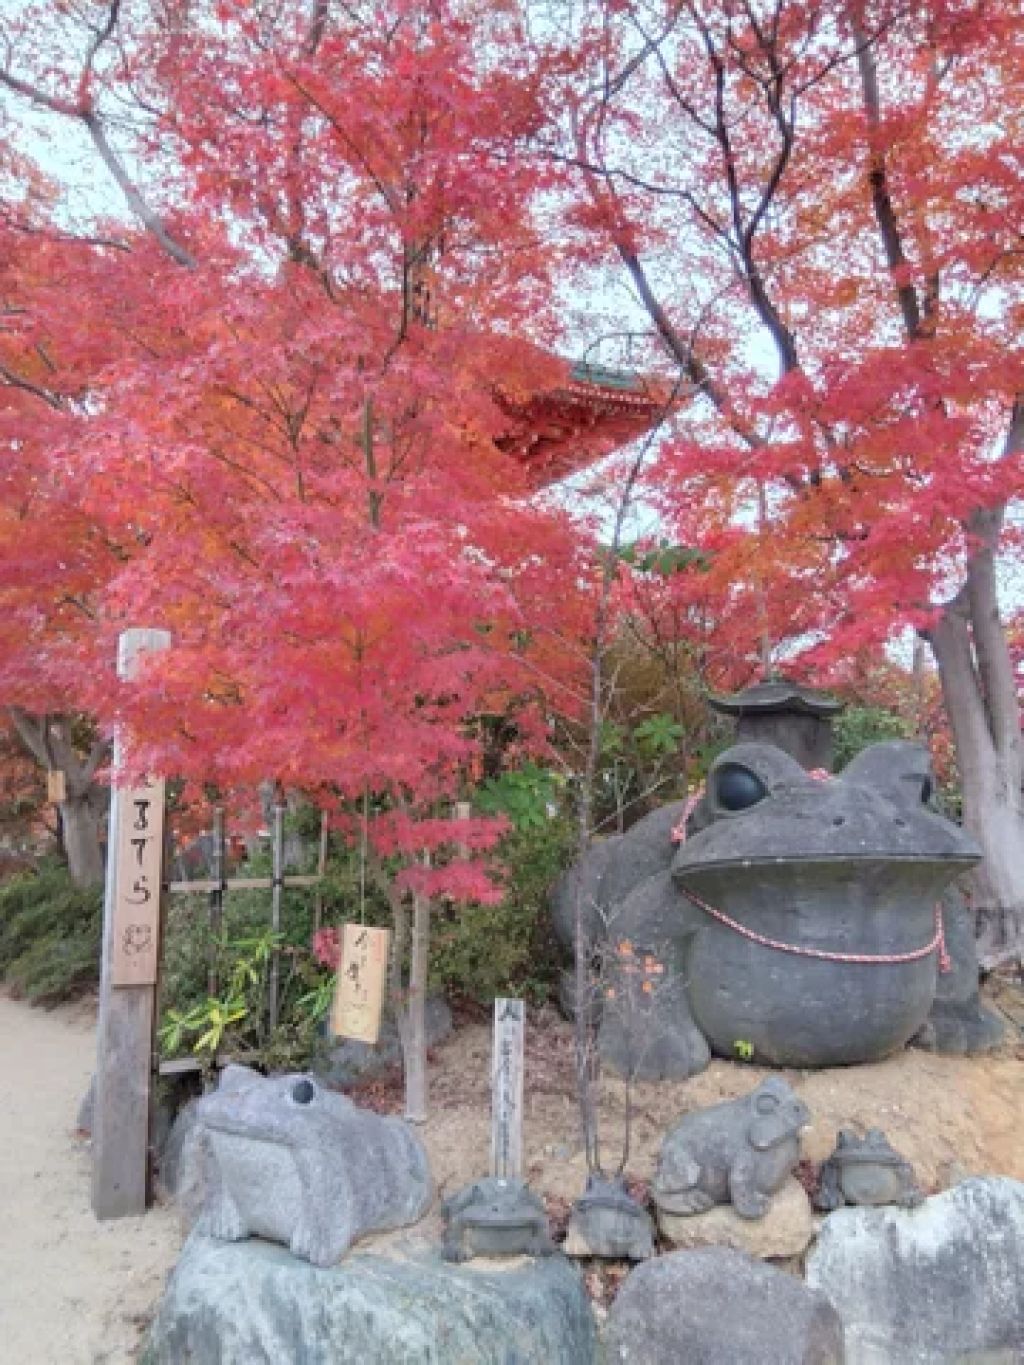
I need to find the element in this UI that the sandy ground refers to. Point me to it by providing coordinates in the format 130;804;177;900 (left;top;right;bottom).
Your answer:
0;993;182;1365
0;981;1020;1363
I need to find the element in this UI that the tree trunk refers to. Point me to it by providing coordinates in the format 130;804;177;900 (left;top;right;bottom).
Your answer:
403;882;431;1124
928;541;1024;969
59;791;106;888
7;707;110;888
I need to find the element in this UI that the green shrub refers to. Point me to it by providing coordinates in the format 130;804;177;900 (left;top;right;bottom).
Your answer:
833;705;912;770
430;815;575;1005
160;844;331;1069
0;862;102;1003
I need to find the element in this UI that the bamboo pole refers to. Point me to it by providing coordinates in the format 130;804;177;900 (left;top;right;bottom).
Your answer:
269;803;284;1033
208;807;225;996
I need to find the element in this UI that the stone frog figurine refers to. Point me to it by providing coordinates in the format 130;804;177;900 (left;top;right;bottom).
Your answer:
193;1065;432;1266
552;741;982;1074
815;1127;923;1211
565;1174;654;1261
441;1177;553;1262
652;1077;809;1221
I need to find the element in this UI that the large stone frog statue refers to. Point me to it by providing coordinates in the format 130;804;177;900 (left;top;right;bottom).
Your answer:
552;741;981;1074
191;1065;432;1266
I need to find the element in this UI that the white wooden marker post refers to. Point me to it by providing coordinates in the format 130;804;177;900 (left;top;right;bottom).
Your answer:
490;997;525;1179
92;627;171;1220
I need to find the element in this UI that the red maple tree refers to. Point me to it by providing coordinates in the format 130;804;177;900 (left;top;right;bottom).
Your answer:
553;0;1024;963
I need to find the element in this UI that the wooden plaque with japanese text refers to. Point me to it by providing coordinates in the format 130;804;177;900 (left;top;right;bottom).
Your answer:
490;997;525;1179
110;779;166;987
331;923;390;1044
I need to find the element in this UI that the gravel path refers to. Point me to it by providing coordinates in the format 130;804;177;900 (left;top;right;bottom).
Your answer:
0;993;181;1364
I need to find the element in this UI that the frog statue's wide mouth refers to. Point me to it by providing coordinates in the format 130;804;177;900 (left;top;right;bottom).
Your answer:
674;849;981;878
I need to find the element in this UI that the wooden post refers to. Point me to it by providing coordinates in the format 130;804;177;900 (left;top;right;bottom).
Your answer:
208;807;225;997
269;802;284;1033
404;875;431;1124
491;997;525;1179
92;627;171;1220
313;809;328;934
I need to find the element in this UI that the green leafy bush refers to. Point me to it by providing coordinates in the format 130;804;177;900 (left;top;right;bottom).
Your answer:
430;813;575;1005
833;705;912;770
0;862;102;1003
160;843;332;1070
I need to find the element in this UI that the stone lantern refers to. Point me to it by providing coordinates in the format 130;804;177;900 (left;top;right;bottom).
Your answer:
708;677;844;772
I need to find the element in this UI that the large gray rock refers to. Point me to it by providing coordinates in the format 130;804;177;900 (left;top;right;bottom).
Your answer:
603;1245;845;1364
157;1096;201;1206
656;1176;814;1259
806;1176;1024;1363
913;889;1005;1055
551;835;621;948
141;1232;597;1365
315;996;453;1089
597;801;688;912
190;1065;432;1265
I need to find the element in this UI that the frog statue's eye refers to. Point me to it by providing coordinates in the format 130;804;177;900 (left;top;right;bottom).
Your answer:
920;776;933;805
291;1078;317;1105
715;764;768;813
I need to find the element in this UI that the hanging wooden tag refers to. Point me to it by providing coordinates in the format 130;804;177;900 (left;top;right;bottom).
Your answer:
331;923;390;1044
46;769;66;804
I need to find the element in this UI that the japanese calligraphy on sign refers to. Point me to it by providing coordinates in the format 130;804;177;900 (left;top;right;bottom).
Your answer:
111;779;166;987
490;997;524;1179
331;923;390;1044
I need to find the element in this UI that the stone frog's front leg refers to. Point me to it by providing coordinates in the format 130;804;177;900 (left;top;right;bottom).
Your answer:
728;1152;772;1220
288;1148;354;1267
654;1147;716;1216
815;1157;845;1212
195;1132;248;1241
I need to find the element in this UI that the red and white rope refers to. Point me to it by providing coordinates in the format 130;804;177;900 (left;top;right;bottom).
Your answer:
678;883;951;972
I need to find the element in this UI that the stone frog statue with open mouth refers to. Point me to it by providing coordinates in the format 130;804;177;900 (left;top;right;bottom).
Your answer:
553;740;981;1075
191;1065;432;1266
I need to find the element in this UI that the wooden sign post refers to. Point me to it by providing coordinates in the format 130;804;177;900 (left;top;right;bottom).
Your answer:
92;627;171;1220
490;997;525;1179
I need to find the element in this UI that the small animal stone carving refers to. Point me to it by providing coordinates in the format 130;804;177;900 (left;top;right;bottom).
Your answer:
652;1077;809;1221
564;1174;653;1260
441;1177;553;1262
193;1065;432;1266
815;1128;923;1211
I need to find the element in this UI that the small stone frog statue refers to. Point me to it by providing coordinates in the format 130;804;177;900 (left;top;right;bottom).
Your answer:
564;1174;654;1260
652;1076;809;1221
815;1128;923;1211
441;1177;554;1262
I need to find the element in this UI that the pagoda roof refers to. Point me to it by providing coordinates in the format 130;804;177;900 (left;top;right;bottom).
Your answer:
709;678;844;718
494;360;683;488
